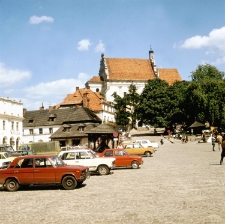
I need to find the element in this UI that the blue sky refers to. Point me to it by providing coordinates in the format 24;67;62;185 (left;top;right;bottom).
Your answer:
0;0;225;110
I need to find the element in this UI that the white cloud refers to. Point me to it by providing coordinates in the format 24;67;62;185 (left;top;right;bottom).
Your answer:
180;26;225;65
24;76;90;100
95;40;105;53
29;15;54;24
0;63;31;88
77;39;91;51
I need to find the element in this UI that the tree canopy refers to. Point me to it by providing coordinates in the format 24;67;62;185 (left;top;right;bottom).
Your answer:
112;64;225;131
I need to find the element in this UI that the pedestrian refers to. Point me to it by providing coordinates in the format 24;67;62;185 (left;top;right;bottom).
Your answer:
160;134;164;145
181;134;186;144
217;133;222;151
220;135;225;165
212;134;216;151
117;142;124;149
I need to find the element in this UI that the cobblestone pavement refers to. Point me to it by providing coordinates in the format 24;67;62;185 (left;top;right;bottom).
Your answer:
1;140;225;224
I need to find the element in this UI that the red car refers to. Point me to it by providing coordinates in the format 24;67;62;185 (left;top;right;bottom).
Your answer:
98;149;143;169
0;155;90;191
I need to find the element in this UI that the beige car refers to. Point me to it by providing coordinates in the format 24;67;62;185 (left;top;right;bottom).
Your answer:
0;152;17;168
124;143;154;157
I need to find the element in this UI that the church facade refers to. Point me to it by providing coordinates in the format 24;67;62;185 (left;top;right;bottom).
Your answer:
86;49;182;102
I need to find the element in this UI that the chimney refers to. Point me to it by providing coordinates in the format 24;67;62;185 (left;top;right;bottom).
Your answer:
83;93;89;108
49;106;53;111
23;108;27;115
76;87;79;91
86;86;90;89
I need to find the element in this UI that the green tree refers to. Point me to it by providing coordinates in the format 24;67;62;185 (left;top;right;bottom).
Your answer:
125;83;140;129
186;64;225;129
167;81;189;125
112;83;140;130
112;92;130;131
137;79;170;127
190;64;225;81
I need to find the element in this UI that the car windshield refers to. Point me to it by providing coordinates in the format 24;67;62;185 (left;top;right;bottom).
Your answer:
49;156;65;167
87;150;96;159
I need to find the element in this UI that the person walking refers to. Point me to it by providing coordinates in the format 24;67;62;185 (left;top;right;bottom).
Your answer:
117;142;124;149
160;134;164;145
212;134;216;151
220;135;225;165
217;133;223;151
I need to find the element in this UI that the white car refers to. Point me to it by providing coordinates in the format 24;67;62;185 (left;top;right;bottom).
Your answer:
134;139;159;149
58;149;115;175
0;152;12;169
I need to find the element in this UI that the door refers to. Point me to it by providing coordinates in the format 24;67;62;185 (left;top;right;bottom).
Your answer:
14;158;34;184
33;158;55;183
114;150;130;167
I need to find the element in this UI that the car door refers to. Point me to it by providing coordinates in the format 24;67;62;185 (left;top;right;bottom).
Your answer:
13;158;34;184
114;150;131;167
33;158;56;183
74;151;95;171
132;143;142;155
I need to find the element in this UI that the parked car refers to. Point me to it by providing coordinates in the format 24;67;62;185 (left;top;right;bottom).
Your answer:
98;149;143;169
0;144;15;153
0;152;17;162
0;155;90;191
124;143;154;157
58;149;115;175
134;139;159;149
0;153;11;169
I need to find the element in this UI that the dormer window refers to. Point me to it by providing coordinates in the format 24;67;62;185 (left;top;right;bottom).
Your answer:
63;124;71;132
78;123;86;132
49;114;57;122
28;120;33;123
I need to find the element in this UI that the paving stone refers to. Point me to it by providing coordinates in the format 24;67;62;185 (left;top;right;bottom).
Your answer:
0;140;224;224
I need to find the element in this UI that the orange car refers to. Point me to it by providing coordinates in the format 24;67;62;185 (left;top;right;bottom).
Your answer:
98;149;143;169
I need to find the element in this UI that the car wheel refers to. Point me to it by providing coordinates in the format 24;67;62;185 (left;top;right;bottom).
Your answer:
131;161;139;169
5;178;19;192
62;176;77;190
98;165;109;175
145;151;152;157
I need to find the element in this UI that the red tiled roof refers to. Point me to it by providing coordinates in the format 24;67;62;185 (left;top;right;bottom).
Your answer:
58;88;104;111
88;76;103;83
105;58;156;80
157;68;182;85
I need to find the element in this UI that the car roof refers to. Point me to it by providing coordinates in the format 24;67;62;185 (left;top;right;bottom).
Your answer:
60;149;92;153
15;155;56;159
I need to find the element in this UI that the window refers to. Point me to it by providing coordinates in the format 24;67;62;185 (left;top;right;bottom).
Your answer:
104;151;113;156
28;120;33;123
39;128;43;134
79;127;84;132
35;158;52;168
17;158;33;168
3;121;5;130
49;128;53;133
16;122;19;131
11;121;14;130
29;129;33;134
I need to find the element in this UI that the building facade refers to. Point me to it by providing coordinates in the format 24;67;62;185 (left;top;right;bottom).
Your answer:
57;86;115;123
0;97;23;149
86;49;182;102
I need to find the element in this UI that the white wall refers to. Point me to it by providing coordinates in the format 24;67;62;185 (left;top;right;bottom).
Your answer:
22;125;61;143
0;97;23;149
